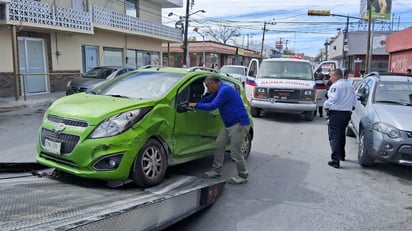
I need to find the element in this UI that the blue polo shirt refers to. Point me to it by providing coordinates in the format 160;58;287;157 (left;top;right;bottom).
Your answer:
195;82;250;127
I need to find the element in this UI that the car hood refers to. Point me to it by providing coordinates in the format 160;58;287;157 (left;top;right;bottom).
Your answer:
374;104;412;131
71;78;105;87
47;93;152;126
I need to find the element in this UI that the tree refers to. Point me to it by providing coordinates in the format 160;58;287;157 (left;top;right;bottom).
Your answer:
204;24;240;44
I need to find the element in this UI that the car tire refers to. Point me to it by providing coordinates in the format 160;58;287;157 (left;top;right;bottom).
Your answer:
131;139;167;187
346;126;355;137
231;131;252;161
241;132;252;160
358;130;374;167
251;107;261;117
304;111;314;121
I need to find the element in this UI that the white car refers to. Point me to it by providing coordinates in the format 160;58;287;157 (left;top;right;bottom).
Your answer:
220;65;249;86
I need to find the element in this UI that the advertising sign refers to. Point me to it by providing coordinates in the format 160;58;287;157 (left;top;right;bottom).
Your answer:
360;0;392;21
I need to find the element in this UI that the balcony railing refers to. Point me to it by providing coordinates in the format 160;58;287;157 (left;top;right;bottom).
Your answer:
7;0;92;32
93;5;182;41
3;0;182;41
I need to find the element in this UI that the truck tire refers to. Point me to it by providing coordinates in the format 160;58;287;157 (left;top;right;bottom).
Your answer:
131;139;167;187
304;111;314;121
251;107;261;117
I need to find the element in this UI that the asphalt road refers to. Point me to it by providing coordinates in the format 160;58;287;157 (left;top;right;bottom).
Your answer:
1;107;412;230
166;112;412;231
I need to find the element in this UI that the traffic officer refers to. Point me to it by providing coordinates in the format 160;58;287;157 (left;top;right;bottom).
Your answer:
323;69;357;168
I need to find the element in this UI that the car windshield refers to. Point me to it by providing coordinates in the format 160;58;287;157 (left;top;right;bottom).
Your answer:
83;67;117;79
220;66;245;75
374;81;412;106
92;71;184;99
257;61;313;80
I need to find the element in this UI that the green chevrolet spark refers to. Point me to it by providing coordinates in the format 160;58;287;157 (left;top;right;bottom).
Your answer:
36;67;254;187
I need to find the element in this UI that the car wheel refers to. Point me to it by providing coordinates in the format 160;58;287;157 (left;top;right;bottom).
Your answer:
241;132;252;160
346;126;355;137
231;131;252;161
251;107;261;117
358;130;374;167
131;139;167;187
304;111;314;121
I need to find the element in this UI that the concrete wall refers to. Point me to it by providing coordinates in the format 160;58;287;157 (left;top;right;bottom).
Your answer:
0;29;14;72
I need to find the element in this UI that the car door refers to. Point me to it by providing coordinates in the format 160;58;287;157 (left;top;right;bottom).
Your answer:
172;75;223;157
351;78;372;137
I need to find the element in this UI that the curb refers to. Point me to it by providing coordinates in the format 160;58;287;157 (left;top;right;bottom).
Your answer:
0;104;25;113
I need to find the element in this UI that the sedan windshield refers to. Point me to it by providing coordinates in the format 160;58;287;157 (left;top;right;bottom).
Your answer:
374;81;412;106
257;61;313;80
83;67;117;79
93;71;184;99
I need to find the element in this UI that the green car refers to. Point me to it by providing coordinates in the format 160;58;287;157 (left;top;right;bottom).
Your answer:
36;67;254;187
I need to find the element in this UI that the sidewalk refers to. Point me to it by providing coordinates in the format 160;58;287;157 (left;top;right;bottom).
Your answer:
0;92;66;112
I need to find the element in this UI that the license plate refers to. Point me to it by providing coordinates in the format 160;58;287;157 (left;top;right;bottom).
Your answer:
44;139;61;155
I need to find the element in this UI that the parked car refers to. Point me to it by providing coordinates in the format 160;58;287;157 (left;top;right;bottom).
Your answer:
37;67;254;187
347;77;362;89
66;66;135;95
220;65;249;87
347;72;412;167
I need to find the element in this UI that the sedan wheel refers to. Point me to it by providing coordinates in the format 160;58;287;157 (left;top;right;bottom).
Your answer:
241;132;252;160
131;139;167;187
358;131;374;167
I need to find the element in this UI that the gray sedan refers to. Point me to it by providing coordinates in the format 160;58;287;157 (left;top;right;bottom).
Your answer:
347;72;412;166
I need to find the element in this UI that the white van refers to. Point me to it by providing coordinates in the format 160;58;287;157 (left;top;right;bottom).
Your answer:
245;58;316;121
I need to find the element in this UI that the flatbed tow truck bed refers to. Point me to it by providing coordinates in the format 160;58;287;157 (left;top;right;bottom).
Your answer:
0;163;225;231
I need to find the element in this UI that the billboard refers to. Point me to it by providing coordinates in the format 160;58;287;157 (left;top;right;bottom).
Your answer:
360;0;392;21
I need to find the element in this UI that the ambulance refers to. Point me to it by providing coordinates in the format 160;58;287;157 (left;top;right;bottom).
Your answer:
245;57;317;121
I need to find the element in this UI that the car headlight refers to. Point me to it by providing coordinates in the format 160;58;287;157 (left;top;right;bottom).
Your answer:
372;122;401;138
90;107;152;138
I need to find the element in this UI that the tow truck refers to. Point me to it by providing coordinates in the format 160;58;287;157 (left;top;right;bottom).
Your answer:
0;162;225;231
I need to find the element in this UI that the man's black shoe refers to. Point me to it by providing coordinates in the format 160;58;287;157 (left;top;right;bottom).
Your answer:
340;157;345;161
328;161;340;169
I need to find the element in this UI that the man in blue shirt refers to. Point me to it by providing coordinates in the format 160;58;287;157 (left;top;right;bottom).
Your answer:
323;69;357;168
189;75;251;184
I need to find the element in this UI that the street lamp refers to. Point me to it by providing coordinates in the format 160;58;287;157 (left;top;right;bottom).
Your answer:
193;27;206;67
169;6;206;67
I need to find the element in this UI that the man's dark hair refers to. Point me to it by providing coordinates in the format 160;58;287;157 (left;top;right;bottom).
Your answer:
332;69;343;78
205;75;221;83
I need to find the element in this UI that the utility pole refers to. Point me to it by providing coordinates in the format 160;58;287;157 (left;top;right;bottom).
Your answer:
365;0;372;73
183;0;190;67
260;20;275;60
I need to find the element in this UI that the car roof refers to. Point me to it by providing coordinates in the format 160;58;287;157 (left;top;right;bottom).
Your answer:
137;66;238;82
221;65;247;68
367;72;412;82
263;58;310;63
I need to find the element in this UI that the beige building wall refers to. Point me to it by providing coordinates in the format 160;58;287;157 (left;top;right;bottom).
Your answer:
50;30;162;71
0;30;13;72
140;1;162;23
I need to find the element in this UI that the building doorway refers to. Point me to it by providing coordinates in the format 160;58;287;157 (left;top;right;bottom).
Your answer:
18;37;48;94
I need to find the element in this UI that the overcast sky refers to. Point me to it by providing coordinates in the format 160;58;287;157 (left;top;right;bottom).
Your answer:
161;0;412;57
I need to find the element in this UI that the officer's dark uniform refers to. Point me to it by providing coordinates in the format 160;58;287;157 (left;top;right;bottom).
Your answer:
323;71;357;168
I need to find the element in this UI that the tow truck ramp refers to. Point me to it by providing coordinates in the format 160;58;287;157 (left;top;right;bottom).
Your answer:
0;166;225;231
